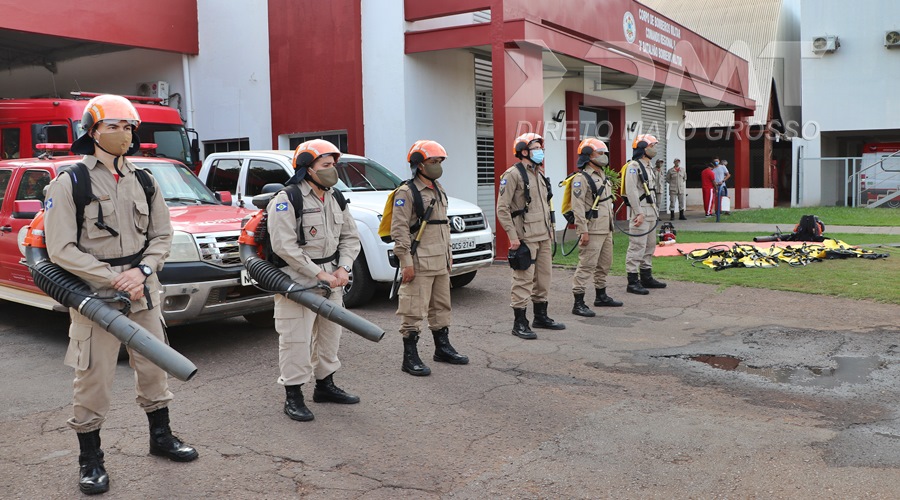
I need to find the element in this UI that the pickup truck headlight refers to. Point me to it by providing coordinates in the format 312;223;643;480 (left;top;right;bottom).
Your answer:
167;231;201;263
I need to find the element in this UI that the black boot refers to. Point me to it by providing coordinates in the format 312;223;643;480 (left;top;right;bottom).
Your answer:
572;293;596;317
284;385;314;421
640;268;667;289
679;210;686;220
670;211;675;221
313;373;360;404
594;288;623;307
532;302;566;330
432;327;469;364
402;333;431;376
147;408;199;461
76;430;109;495
512;308;537;340
627;272;649;295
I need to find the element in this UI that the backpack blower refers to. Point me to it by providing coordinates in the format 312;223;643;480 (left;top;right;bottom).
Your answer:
238;192;385;343
23;211;197;381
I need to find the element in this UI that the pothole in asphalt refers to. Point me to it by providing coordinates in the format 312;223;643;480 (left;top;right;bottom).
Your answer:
684;355;885;388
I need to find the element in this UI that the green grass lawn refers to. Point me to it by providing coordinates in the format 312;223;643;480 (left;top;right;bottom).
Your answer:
717;206;900;226
552;231;900;304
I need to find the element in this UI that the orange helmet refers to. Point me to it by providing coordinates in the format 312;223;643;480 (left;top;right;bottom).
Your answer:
71;94;142;155
513;133;544;156
631;134;658;149
407;140;447;165
577;138;608;156
292;139;341;170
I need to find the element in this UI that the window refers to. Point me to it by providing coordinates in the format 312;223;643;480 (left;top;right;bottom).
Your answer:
205;158;242;193
203;138;250;157
245;159;290;197
0;169;12;206
15;170;51;202
579;107;611;141
288;132;348;153
476;136;495;186
2;128;21;159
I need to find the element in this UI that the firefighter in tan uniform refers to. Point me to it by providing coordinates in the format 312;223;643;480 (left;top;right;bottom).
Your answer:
392;140;469;376
569;138;623;317
43;95;197;495
496;133;565;340
666;158;687;220
266;140;361;422
623;134;667;295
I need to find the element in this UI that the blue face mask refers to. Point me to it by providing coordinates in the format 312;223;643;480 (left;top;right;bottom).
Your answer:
530;149;545;164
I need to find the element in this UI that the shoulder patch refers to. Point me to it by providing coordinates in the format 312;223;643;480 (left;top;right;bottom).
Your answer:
45;198;53;210
500;178;507;186
573;181;581;187
395;198;406;207
275;202;289;212
628;168;637;174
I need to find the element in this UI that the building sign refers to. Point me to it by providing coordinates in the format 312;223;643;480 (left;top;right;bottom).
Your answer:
624;8;684;67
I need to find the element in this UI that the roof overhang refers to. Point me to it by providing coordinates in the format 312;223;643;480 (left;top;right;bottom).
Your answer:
0;0;198;72
405;1;754;112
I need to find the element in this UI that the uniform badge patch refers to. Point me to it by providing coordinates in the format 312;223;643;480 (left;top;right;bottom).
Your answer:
500;178;507;185
573;181;582;187
395;198;405;207
302;208;321;214
45;198;53;210
275;202;289;212
628;168;637;174
574;188;582;198
309;226;317;237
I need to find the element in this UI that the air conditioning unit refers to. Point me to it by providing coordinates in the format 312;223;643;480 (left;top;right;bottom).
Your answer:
137;81;169;100
885;30;900;48
812;35;839;54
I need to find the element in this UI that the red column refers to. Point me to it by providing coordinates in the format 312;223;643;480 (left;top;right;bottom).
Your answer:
492;39;545;260
733;109;751;209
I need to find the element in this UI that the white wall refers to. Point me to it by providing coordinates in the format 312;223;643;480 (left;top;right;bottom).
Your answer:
361;0;410;177
801;0;900;132
191;0;272;153
403;51;478;203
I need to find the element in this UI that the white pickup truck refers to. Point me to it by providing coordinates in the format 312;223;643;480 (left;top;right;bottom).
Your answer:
197;151;495;307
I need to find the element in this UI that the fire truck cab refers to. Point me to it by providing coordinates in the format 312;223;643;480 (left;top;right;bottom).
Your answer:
0;92;200;169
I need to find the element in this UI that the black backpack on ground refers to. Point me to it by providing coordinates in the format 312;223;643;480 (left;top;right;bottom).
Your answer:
787;215;825;242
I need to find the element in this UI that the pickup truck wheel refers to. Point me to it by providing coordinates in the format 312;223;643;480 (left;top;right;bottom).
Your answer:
450;271;477;289
244;311;275;328
342;256;375;308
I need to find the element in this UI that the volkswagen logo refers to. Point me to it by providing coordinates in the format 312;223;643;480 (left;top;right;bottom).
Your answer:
451;216;466;233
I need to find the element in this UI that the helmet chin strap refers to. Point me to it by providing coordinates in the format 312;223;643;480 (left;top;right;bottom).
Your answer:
306;173;331;191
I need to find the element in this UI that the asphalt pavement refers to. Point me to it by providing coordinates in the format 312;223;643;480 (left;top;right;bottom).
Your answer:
2;257;900;498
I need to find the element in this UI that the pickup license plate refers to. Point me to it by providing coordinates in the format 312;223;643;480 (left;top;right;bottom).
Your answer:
240;269;257;286
451;238;476;251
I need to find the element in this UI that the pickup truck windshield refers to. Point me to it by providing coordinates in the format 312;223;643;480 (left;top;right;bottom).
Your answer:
132;123;192;166
336;159;401;191
139;162;220;205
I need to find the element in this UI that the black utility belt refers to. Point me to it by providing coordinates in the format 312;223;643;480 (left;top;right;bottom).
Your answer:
99;251;143;267
311;251;340;265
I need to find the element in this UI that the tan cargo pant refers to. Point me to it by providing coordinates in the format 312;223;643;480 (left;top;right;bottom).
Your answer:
65;304;173;433
572;232;613;294
625;212;658;273
510;238;552;309
397;272;451;337
274;288;344;387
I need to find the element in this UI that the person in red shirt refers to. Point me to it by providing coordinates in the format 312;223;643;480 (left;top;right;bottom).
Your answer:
701;161;717;216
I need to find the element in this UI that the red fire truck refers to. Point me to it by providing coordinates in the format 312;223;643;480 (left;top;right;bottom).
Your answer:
0;92;200;170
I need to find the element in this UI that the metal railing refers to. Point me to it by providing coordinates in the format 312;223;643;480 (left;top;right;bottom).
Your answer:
797;154;900;207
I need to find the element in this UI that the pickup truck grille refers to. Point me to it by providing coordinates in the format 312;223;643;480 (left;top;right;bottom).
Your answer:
450;213;487;233
195;233;242;267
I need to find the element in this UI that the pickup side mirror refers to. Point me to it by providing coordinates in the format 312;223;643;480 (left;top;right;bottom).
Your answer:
215;191;233;205
12;200;43;219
